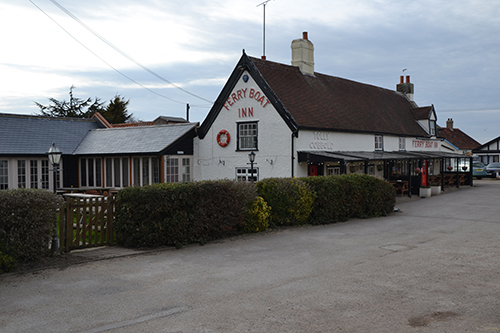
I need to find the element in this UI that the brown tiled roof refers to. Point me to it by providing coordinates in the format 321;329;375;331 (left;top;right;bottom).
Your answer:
412;106;432;120
250;56;429;137
112;121;154;128
438;127;480;150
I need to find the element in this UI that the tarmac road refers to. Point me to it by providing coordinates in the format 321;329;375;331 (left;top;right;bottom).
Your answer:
1;179;500;332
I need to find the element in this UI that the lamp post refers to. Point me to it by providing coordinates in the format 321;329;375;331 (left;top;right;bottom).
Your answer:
248;151;256;183
47;142;61;255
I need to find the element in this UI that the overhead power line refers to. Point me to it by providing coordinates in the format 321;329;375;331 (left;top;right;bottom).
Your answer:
30;0;213;107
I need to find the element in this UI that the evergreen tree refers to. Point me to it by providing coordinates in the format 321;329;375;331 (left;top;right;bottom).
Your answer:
101;95;131;124
35;86;104;118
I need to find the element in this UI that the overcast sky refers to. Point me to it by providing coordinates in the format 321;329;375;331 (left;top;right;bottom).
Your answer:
1;0;499;144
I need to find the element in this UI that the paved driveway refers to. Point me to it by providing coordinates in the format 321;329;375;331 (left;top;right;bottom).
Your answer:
1;180;500;332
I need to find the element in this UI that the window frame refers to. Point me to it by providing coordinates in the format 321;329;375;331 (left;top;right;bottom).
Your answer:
237;121;258;151
236;167;259;182
375;135;384;151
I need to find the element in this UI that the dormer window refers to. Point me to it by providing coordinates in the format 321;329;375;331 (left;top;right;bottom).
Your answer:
375;135;383;151
429;120;436;136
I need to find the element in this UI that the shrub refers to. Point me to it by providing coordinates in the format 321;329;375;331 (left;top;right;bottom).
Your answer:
256;178;315;227
242;196;271;233
0;188;63;262
342;174;395;218
299;176;350;224
114;180;257;248
0;251;17;274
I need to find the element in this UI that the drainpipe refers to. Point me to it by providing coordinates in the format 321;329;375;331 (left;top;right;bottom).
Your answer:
291;132;295;177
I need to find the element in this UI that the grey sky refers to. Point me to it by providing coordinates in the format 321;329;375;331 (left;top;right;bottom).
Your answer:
1;0;499;143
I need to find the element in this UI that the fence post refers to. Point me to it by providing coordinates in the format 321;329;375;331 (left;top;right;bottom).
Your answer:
107;194;114;245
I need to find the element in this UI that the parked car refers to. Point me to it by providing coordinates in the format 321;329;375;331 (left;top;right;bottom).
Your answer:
485;162;500;178
472;161;487;179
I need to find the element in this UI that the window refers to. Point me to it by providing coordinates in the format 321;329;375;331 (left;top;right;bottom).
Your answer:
133;158;141;186
182;158;191;182
105;158;113;187
166;157;179;183
142;158;149;185
429;120;436;136
41;160;49;189
17;160;26;188
114;158;121;187
238;122;258;150
236;167;258;182
88;158;95;187
152;158;160;184
80;159;87;187
122;158;129;187
0;160;8;189
30;160;38;189
399;137;406;151
327;166;340;176
375;135;383;151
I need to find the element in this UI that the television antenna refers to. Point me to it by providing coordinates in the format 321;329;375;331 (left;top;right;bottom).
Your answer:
257;0;274;59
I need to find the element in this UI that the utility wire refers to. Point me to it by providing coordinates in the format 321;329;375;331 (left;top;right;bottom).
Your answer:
47;0;213;105
29;0;212;108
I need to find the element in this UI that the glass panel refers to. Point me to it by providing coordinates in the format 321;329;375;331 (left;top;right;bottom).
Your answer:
182;158;190;182
88;158;94;187
166;158;179;183
122;158;129;187
105;158;113;187
152;158;160;184
17;160;26;188
30;160;38;188
0;160;8;189
95;158;102;187
114;158;121;187
41;160;49;189
133;158;141;186
142;158;149;186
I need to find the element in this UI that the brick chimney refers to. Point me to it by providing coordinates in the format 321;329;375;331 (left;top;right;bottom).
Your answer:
446;118;454;129
291;31;315;76
396;75;414;101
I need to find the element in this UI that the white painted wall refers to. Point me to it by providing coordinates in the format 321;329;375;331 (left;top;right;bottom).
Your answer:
194;71;293;181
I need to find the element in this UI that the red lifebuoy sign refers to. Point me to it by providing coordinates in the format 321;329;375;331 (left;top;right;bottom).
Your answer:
217;130;230;147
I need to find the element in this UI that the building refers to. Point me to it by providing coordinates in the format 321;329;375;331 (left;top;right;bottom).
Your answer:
194;32;468;191
438;118;480;155
473;136;500;165
0;112;196;191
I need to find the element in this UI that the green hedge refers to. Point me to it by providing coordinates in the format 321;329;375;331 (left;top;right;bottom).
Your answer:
300;174;395;224
256;178;316;227
114;175;395;249
114;180;259;248
0;188;63;262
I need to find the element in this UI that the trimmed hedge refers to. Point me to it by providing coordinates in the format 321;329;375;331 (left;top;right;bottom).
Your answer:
114;175;395;249
300;174;396;224
114;180;258;248
0;188;63;262
256;178;316;227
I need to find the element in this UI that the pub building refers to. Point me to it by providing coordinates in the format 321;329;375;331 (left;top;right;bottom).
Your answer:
195;32;472;196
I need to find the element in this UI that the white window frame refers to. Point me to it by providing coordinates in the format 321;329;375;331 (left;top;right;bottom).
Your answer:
327;166;340;176
429;120;436;136
399;137;406;151
165;156;192;183
131;156;161;187
375;135;384;151
236;167;259;182
237;121;258;150
0;160;8;190
1;158;61;191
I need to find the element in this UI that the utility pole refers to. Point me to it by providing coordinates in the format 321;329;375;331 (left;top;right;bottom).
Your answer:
257;0;273;60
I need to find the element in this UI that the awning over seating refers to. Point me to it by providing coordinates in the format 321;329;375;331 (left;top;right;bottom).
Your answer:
298;150;468;163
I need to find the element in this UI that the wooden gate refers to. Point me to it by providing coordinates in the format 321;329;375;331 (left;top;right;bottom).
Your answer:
60;194;115;253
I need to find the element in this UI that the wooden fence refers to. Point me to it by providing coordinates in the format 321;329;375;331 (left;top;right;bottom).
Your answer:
60;194;115;253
